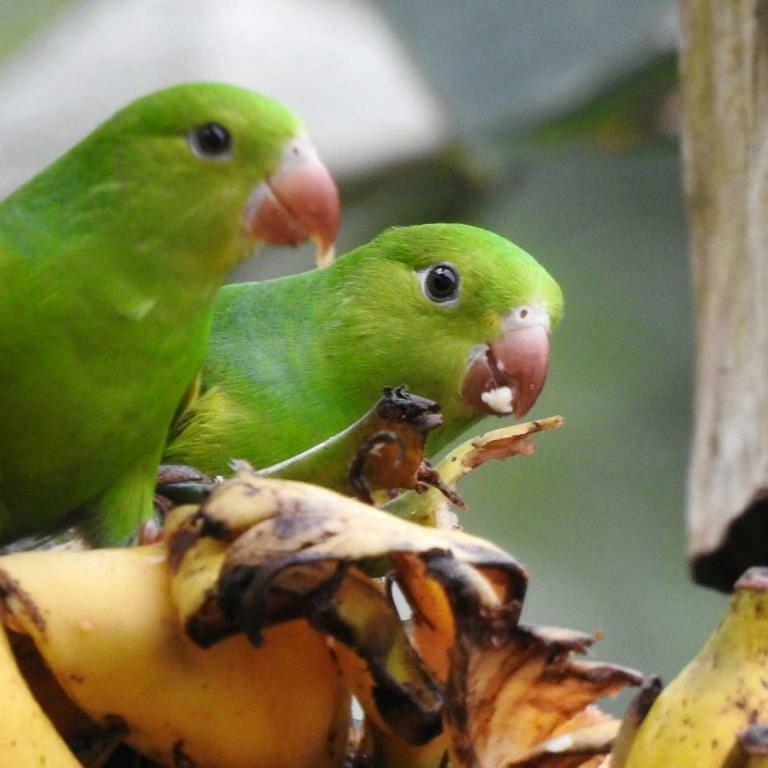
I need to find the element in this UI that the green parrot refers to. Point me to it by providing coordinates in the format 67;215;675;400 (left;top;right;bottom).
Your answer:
0;82;339;546
165;223;563;476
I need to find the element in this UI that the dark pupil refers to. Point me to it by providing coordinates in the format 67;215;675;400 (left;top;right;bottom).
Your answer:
427;265;458;300
194;122;231;155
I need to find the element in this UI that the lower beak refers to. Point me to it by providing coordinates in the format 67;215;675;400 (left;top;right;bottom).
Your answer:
460;308;551;418
244;136;340;267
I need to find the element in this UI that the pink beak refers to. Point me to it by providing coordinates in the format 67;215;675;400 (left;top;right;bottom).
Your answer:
460;305;551;418
245;136;340;267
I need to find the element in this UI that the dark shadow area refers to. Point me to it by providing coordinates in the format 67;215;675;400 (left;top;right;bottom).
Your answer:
693;495;768;593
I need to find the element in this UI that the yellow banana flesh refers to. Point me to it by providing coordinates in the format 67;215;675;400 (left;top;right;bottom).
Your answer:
0;545;348;768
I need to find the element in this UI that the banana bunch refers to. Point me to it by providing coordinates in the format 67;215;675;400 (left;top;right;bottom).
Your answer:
613;567;768;768
160;457;643;768
0;544;350;768
0;416;641;768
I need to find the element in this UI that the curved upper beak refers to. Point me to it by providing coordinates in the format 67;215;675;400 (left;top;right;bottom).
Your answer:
460;304;551;418
244;136;340;267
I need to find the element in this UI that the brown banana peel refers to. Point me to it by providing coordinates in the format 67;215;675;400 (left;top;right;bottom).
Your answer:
385;415;564;527
0;414;639;768
0;618;81;767
169;467;640;768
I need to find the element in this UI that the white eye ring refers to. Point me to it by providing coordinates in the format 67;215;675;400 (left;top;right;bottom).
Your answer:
418;262;461;307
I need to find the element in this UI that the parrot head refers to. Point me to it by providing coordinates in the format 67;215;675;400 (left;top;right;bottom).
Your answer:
52;82;339;270
331;223;563;437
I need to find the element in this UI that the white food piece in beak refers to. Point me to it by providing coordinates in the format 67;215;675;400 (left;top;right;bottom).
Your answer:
480;386;515;414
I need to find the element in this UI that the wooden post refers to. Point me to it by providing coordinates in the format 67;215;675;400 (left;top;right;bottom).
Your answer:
681;0;768;590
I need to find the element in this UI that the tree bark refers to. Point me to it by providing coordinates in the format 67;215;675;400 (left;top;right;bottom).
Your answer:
681;0;768;591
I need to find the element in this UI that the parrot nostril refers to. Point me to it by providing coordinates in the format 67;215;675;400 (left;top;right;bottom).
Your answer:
503;303;551;335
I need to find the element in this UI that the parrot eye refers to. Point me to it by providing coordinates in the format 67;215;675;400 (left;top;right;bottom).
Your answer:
420;263;461;305
187;122;233;160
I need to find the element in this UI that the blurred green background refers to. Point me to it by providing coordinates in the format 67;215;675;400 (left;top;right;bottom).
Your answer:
0;0;726;691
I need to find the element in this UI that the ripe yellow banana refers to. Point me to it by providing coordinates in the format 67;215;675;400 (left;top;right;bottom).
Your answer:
0;545;349;768
0;620;80;767
622;567;768;768
0;415;609;768
173;466;639;768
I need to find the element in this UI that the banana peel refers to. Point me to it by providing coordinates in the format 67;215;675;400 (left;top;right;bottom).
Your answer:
165;471;524;752
607;676;662;767
616;567;768;768
0;415;636;768
446;619;642;768
0;618;81;767
385;416;564;528
0;545;349;768
170;467;641;768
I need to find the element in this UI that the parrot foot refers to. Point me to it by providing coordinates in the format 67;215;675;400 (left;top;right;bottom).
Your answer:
157;464;212;486
155;464;217;509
